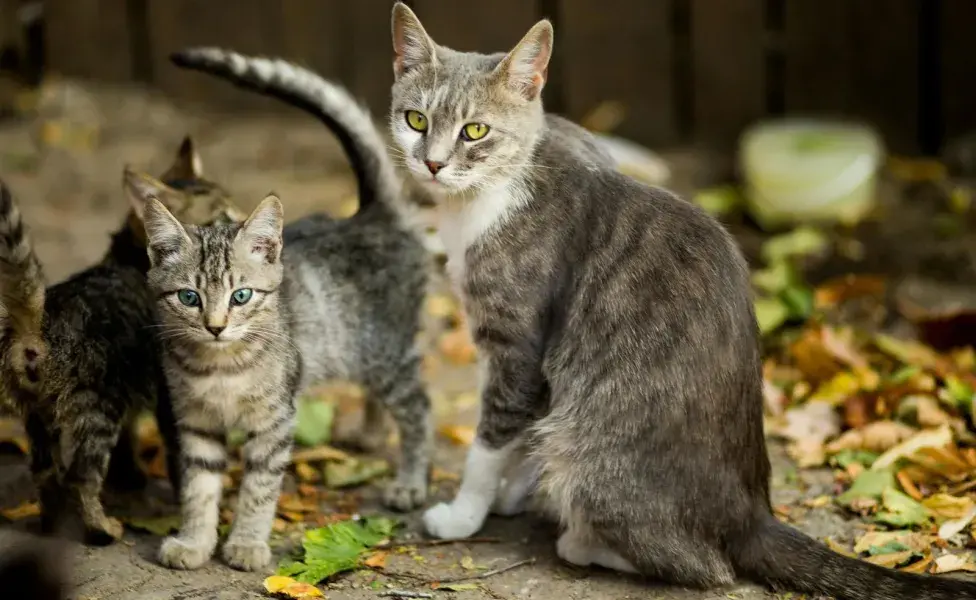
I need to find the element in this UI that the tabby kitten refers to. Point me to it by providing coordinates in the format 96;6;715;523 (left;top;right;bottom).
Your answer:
390;4;976;600
0;139;242;545
167;50;433;508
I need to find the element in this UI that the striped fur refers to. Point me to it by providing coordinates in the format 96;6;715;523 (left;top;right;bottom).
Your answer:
165;49;433;513
0;181;46;394
0;140;245;547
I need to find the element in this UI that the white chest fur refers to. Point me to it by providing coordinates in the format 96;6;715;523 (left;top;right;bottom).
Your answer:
436;181;529;289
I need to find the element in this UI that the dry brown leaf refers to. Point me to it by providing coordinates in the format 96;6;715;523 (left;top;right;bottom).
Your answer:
763;379;786;416
291;445;351;464
938;505;976;539
873;425;954;470
900;555;934;574
854;530;934;554
0;502;39;520
788;438;827;468
932;553;976;574
814;275;887;309
923;493;976;520
789;328;843;382
821;327;870;370
294;462;320;483
864;550;917;568
824;537;856;558
843;395;874;429
896;470;923;501
438;424;476;447
438;328;477;365
460;555;477;570
826;420;916;454
364;550;389;569
278;494;318;514
775;401;841;444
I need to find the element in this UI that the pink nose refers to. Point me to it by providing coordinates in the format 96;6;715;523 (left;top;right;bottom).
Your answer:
424;160;445;175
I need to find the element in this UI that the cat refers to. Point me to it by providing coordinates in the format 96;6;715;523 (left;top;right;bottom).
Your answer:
388;4;976;599
142;49;433;572
0;138;243;545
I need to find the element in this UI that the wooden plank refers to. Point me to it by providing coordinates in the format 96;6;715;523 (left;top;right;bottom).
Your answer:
45;0;134;81
690;0;765;146
941;0;976;148
345;1;399;119
279;0;348;82
147;0;286;111
847;0;919;154
559;0;675;145
411;0;539;54
784;0;852;116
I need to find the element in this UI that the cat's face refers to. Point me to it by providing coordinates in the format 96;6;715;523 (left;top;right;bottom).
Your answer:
141;195;284;346
390;3;553;196
125;137;245;246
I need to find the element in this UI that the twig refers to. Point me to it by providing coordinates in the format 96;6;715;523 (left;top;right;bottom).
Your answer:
432;558;536;584
379;537;502;549
378;592;434;599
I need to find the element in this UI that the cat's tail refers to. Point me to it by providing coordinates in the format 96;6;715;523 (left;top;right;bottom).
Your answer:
0;181;47;392
169;48;402;215
732;514;976;599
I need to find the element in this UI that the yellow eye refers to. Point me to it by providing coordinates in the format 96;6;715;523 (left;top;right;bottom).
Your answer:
405;110;428;132
461;123;490;141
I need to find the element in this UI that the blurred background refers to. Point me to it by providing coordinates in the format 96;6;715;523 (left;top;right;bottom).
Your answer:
4;1;976;597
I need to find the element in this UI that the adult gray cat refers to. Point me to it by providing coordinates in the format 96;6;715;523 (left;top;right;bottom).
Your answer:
140;56;433;571
389;3;976;599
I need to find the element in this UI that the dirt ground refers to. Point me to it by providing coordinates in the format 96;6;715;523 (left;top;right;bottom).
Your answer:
0;78;972;600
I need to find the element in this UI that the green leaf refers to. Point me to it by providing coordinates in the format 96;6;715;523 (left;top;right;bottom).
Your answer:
324;457;390;489
752;261;796;295
781;285;814;320
875;488;932;528
692;186;742;218
760;226;829;264
889;366;921;385
277;517;399;584
294;397;335;447
122;514;181;536
943;375;975;413
829;449;879;469
836;468;895;507
755;297;790;335
867;541;911;556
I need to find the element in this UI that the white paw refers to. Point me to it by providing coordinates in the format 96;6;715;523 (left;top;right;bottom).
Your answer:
222;539;272;572
556;532;592;567
422;501;484;540
158;536;215;570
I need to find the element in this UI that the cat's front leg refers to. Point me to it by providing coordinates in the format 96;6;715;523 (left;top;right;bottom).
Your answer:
424;343;545;540
222;408;295;571
159;425;227;570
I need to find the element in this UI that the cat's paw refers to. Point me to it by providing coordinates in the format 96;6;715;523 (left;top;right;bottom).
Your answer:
84;516;124;546
383;479;427;512
222;539;272;572
158;536;214;570
491;484;529;517
422;502;483;540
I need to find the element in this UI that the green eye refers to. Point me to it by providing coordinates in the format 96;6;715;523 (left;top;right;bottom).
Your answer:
231;288;253;306
176;289;201;307
461;123;490;141
405;110;428;132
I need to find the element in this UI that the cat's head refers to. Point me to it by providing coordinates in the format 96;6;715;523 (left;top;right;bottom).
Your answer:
390;2;553;196
124;136;246;246
140;193;285;346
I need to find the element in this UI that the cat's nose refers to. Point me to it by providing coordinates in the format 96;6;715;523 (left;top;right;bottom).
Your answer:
206;325;225;338
424;160;445;175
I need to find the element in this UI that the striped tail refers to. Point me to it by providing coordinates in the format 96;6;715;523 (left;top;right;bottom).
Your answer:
170;47;402;215
0;181;46;391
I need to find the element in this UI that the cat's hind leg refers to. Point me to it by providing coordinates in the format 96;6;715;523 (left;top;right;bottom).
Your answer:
491;446;541;517
58;392;125;546
367;355;432;512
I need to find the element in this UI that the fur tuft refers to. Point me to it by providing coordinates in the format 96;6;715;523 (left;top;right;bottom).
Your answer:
0;181;46;391
170;48;401;215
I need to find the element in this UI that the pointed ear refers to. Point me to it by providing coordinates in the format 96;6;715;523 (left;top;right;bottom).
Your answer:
161;135;204;181
143;198;191;267
236;194;283;264
392;2;438;78
123;167;186;221
493;20;553;101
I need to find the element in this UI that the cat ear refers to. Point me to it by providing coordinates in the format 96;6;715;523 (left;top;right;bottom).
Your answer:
236;194;283;264
123;167;186;221
392;2;438;78
143;197;191;267
493;20;553;101
161;135;204;181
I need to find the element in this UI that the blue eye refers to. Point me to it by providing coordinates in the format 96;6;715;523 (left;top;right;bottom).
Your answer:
231;288;253;306
176;289;201;307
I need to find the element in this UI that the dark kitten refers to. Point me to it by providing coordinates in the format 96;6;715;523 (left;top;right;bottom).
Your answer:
0;139;242;545
390;4;976;599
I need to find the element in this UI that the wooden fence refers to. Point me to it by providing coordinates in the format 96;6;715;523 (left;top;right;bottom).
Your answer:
32;0;976;155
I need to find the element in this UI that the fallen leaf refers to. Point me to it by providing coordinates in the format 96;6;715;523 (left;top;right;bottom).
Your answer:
873;334;950;376
923;493;976;520
693;186;741;218
814;275;887;309
787;438;827;468
864;550;917;568
875;488;931;528
854;530;933;554
901;555;934;574
932;553;976;574
324;457;389;489
837;468;896;508
460;555;477;571
826;420;916;454
808;372;863;406
277;516;398;584
896;470;923;501
774;401;841;444
279;494;319;514
439;329;477;365
438;424;476;446
938;505;976;540
363;551;388;569
754;297;790;335
291;446;351;464
824;537;856;557
761;227;829;264
432;583;480;592
264;575;326;598
0;502;39;520
122;514;181;536
294;397;336;447
872;424;954;470
295;462;320;483
896;395;952;429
